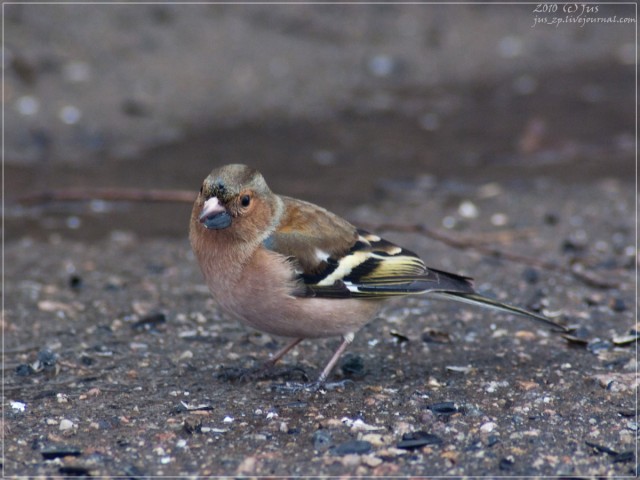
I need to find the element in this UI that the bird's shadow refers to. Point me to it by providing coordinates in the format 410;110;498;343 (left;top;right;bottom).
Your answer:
215;363;310;383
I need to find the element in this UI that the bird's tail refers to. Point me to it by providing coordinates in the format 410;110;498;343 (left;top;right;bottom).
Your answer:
431;291;568;332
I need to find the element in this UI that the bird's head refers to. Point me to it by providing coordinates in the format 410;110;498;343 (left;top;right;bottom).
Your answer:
193;164;278;241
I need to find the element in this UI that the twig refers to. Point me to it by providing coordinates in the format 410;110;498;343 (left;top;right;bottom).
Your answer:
16;187;195;205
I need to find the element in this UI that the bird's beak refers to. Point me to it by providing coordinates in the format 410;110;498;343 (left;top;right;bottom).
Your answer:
199;197;232;230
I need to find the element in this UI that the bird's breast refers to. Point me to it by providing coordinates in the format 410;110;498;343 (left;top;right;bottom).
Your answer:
196;243;380;339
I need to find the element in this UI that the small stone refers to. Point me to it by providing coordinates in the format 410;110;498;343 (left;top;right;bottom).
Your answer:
131;312;167;332
362;455;383;467
340;453;362;468
59;419;74;431
587;338;613;354
15;364;35;376
613;451;635;463
312;429;332;451
490;213;509;226
10;401;26;412
40;444;82;460
421;329;451;344
179;350;193;360
183;417;202;435
522;268;540;284
446;365;472;374
499;456;515;470
333;440;372;456
360;433;391;447
368;54;397;77
609;298;626;312
428;402;458;415
397;431;442;449
69;275;83;289
458;200;479;219
480;422;497;433
38;301;71;313
59;105;82;124
612;331;639;346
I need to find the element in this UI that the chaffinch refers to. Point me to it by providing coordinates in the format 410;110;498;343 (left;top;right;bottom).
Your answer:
190;164;566;388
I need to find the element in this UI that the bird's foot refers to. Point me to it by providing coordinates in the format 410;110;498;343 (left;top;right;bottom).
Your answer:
270;379;354;393
216;364;309;383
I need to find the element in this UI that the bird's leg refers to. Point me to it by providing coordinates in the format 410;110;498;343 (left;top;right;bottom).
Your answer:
316;332;354;385
272;333;356;392
263;337;304;368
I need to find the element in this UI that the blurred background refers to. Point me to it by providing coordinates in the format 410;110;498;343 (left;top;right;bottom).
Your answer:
5;3;636;240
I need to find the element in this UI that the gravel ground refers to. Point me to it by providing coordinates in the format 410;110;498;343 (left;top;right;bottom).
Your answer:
3;4;637;477
5;171;636;476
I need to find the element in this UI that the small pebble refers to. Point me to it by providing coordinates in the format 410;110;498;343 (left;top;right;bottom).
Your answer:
490;213;508;226
362;455;383;467
59;105;82;125
332;440;372;456
499;456;515;470
612;331;639;346
609;298;626;312
15;364;35;376
40;445;82;460
480;422;497;433
312;429;332;451
458;200;479;219
368;54;396;77
428;402;458;415
421;329;451;344
36;349;58;371
59;419;74;431
613;451;635;463
10;401;26;412
131;312;167;332
442;216;457;229
69;275;83;289
397;431;442;449
587;338;613;354
16;95;39;115
522;267;539;284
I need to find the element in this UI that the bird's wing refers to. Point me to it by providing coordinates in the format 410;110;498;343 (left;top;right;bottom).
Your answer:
262;196;567;331
262;196;475;299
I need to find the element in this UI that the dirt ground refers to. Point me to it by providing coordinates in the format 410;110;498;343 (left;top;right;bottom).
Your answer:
4;4;637;478
5;163;636;476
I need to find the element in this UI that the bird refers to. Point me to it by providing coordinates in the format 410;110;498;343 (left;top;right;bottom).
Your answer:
189;164;566;389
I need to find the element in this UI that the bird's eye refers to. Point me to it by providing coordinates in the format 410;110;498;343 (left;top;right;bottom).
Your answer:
241;195;251;207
